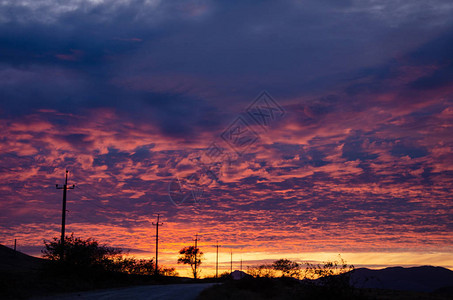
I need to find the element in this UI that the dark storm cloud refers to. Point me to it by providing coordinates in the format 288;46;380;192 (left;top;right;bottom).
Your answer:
0;3;228;136
2;0;452;120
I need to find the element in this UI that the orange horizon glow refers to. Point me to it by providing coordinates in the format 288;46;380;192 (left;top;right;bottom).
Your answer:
9;241;453;278
3;219;452;278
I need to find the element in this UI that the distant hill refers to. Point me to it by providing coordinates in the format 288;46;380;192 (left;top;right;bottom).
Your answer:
0;244;45;273
350;266;453;292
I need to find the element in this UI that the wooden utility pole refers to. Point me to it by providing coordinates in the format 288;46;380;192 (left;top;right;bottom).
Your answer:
240;257;243;272
193;234;199;279
56;170;75;261
230;250;233;273
215;242;221;278
240;256;243;279
152;214;163;276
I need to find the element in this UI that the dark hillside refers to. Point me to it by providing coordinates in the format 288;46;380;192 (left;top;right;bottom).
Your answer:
0;244;45;273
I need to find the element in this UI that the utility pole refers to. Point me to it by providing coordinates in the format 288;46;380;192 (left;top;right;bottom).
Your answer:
240;256;243;279
240;257;242;272
152;214;163;276
193;233;199;279
56;170;75;261
14;239;16;252
215;242;221;278
230;250;233;273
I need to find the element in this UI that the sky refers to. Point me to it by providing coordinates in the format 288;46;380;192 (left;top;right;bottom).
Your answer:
0;0;452;276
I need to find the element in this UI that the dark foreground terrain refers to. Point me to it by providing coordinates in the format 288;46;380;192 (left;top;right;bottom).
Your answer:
197;277;453;300
33;283;216;300
0;245;208;299
197;267;453;300
2;245;452;300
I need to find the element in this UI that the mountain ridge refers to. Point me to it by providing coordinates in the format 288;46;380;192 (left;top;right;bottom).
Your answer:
350;265;453;292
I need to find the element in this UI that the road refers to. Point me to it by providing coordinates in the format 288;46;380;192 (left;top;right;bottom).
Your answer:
34;283;216;300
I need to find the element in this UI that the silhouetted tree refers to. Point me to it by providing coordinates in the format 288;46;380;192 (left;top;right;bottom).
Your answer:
246;264;276;278
272;259;301;278
42;233;121;268
42;233;177;276
304;255;353;279
177;245;203;279
116;257;155;275
304;255;354;292
158;265;179;277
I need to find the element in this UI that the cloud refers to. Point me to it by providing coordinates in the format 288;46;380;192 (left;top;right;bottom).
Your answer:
0;0;452;271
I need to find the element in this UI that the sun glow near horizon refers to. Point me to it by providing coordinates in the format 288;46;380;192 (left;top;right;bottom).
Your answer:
129;249;453;278
15;235;453;278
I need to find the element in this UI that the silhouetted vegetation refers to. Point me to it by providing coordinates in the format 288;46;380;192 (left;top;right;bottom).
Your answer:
1;235;186;299
178;245;204;279
0;234;193;299
303;255;354;292
42;233;177;276
198;256;357;300
42;234;177;276
246;256;353;281
273;259;301;278
42;233;122;269
247;263;276;278
199;256;358;299
201;256;453;300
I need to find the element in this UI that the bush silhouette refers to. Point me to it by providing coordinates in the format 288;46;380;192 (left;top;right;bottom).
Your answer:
272;259;301;278
42;233;122;269
42;233;177;276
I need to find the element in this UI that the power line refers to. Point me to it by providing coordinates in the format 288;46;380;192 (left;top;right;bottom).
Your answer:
66;209;93;224
56;170;75;261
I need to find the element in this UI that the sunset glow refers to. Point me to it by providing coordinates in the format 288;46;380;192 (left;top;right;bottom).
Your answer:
0;0;452;278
